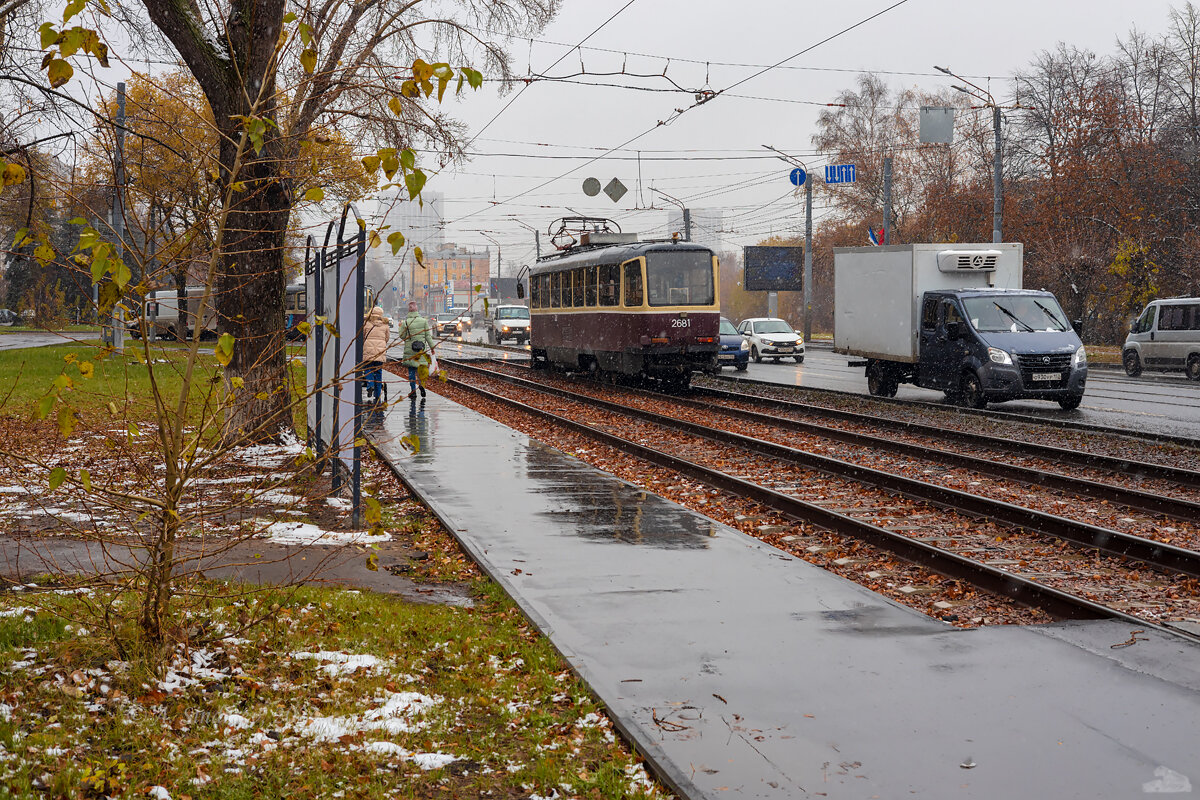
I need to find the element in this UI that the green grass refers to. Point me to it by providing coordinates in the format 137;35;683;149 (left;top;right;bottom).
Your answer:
0;583;665;800
0;342;225;425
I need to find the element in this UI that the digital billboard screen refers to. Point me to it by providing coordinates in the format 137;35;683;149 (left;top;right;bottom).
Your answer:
743;246;804;292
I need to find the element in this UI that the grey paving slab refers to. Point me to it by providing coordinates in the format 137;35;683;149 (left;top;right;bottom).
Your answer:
370;375;1200;799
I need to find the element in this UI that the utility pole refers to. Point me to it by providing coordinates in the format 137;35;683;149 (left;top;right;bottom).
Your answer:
111;81;126;351
882;156;893;245
763;145;813;343
147;202;157;342
935;66;1004;243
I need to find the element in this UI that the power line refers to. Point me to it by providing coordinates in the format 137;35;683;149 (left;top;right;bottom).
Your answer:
466;0;641;146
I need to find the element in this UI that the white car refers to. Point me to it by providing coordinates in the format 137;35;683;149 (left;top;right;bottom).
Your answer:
737;317;804;363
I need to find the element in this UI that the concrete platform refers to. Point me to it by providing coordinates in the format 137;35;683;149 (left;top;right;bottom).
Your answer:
369;373;1200;799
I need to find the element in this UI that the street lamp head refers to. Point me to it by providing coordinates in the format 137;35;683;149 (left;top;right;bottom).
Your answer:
934;65;952;75
952;85;971;95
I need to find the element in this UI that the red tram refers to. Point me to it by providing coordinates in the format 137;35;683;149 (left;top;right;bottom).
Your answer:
527;224;720;389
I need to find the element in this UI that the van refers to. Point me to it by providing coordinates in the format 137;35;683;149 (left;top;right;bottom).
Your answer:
1122;298;1200;380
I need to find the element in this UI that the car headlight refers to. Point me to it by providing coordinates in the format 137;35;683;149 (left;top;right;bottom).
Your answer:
740;338;750;351
1073;346;1087;368
988;347;1013;365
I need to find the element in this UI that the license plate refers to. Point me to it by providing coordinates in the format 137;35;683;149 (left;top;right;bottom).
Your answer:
719;353;735;361
776;347;793;353
1032;372;1061;382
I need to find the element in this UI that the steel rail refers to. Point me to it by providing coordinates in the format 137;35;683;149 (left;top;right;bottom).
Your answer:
624;385;1200;522
453;360;1200;580
439;369;1170;629
708;372;1200;449
693;383;1200;491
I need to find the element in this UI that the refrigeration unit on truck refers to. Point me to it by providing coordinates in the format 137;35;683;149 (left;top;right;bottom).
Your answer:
833;243;1087;410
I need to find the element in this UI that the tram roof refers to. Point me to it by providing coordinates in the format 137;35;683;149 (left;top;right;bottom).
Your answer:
531;240;714;273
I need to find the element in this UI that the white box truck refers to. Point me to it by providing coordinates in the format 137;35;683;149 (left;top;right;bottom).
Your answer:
833;243;1087;410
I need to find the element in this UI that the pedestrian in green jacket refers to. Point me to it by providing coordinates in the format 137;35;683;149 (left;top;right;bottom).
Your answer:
398;301;434;399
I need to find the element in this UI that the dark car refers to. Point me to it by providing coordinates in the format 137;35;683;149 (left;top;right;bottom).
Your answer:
718;317;749;370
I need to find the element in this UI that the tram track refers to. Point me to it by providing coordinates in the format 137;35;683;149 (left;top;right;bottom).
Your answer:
439;358;1200;641
706;371;1200;449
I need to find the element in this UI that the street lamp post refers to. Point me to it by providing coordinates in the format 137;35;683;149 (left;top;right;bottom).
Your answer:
652;188;691;242
935;65;1003;244
763;145;813;343
481;233;500;302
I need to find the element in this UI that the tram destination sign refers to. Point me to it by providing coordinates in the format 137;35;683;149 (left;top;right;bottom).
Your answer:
744;245;805;292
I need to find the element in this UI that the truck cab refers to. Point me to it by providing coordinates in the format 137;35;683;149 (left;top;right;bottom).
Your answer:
910;289;1087;408
487;304;531;345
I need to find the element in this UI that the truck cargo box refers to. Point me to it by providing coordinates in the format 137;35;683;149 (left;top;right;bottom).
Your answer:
833;243;1023;362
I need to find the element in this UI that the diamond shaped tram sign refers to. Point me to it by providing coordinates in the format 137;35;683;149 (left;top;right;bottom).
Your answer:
603;177;628;203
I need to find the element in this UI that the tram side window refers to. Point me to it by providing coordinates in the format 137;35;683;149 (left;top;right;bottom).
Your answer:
551;272;563;308
584;266;597;307
599;264;619;306
623;261;643;307
572;268;585;307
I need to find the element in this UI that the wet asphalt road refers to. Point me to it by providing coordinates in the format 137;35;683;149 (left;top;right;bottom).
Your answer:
0;331;83;350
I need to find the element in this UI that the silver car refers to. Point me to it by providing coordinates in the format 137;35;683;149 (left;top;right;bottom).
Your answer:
1123;298;1200;379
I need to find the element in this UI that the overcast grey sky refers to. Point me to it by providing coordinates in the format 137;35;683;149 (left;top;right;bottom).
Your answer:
422;0;1182;269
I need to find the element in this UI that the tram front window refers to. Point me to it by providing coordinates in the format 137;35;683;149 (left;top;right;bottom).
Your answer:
646;251;714;307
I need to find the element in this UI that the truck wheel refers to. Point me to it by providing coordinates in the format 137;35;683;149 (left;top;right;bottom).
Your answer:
1058;394;1083;410
1187;354;1200;381
751;346;762;363
867;363;898;398
959;372;988;409
1123;350;1142;377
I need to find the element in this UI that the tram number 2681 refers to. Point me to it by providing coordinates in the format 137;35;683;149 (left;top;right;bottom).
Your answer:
670;318;691;328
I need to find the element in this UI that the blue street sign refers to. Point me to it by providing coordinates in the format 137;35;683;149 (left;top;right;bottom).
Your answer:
789;167;807;187
824;164;856;184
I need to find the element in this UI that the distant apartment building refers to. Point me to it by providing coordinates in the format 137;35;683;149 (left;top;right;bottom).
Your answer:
364;189;444;310
419;243;491;315
667;208;723;252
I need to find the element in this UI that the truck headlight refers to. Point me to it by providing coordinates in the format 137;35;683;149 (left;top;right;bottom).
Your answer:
740;339;750;351
988;347;1012;365
1073;346;1087;368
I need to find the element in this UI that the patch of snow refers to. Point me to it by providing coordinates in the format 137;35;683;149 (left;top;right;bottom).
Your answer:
409;752;458;770
325;497;352;510
0;486;29;494
235;431;305;468
255;489;306;505
295;691;441;743
292;651;382;676
365;740;407;756
258;521;387;547
0;704;11;721
149;787;171;800
0;608;33;618
222;713;251;730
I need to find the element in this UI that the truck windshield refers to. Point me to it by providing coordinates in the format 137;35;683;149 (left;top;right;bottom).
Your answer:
645;251;715;307
496;307;529;319
961;295;1070;333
